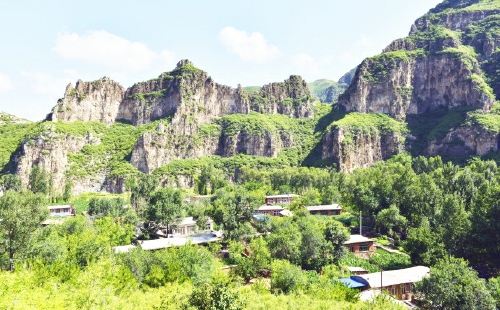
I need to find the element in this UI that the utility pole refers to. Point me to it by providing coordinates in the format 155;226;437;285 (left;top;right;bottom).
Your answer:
359;211;362;236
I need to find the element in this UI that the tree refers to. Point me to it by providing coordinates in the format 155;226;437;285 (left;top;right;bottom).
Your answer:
28;165;49;195
0;174;21;192
0;191;48;270
130;173;158;218
415;257;495;310
375;205;407;236
189;277;244;310
324;219;350;261
209;186;257;240
148;187;182;234
404;218;446;266
267;219;302;264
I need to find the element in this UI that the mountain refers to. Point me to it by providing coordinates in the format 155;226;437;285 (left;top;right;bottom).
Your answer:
3;60;318;194
3;0;500;194
307;68;356;103
321;0;500;170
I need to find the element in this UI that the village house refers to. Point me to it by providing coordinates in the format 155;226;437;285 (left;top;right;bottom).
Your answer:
265;194;299;205
350;266;430;301
343;234;374;254
255;205;289;216
306;204;342;216
47;205;76;217
174;217;214;235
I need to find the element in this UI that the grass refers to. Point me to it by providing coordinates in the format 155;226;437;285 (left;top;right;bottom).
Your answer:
0;123;36;171
328;113;408;135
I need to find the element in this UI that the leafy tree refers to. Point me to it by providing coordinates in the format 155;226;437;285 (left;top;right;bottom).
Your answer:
28;165;50;195
375;204;407;236
267;218;302;264
270;260;306;294
130;173;158;217
415;257;495;310
209;186;257;240
0;174;21;192
324;219;350;261
0;191;48;270
148;187;183;234
229;237;271;282
189;278;244;310
404;218;446;266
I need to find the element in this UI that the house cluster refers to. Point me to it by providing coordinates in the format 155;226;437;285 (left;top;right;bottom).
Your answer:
254;194;343;217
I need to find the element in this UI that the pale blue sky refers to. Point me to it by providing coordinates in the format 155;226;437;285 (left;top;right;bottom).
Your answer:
0;0;442;120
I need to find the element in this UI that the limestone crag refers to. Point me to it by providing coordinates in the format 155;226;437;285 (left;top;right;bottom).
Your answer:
250;75;314;118
49;78;125;125
321;126;404;173
219;130;292;158
12;123;101;194
130;121;221;174
425;124;499;157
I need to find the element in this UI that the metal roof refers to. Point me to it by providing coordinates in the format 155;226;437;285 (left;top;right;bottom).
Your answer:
306;204;342;211
343;234;373;245
138;233;221;251
354;266;430;288
348;267;367;272
337;278;368;288
47;205;72;210
265;194;299;199
257;205;284;211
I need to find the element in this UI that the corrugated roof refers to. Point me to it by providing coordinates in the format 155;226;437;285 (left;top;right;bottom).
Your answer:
343;234;373;245
354;266;430;288
138;233;221;251
47;205;72;210
257;205;284;211
265;194;299;199
306;204;342;211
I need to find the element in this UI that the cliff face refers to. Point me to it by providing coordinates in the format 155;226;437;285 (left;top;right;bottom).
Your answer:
321;126;404;173
127;61;313;173
116;61;251;127
11;123;101;194
339;0;500;121
328;0;500;168
425;124;499;157
49;78;125;125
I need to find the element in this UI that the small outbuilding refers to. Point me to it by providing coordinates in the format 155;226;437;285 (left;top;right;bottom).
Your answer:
47;205;76;217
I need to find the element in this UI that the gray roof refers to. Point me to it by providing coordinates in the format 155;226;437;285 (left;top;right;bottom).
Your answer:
343;234;373;245
306;204;342;211
265;194;299;199
138;233;221;251
354;266;430;288
257;205;284;211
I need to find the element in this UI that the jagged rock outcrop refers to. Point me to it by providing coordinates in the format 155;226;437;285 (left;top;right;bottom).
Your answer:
321;126;404;173
11;123;101;194
48;77;125;125
340;52;493;120
250;75;314;117
425;124;499;156
339;0;498;122
117;60;251;127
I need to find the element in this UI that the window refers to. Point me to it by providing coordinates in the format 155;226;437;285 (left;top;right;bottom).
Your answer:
268;199;274;204
320;211;328;215
282;198;288;203
310;211;317;215
402;284;407;294
358;244;370;252
390;287;395;295
56;209;61;213
273;210;281;216
349;246;354;252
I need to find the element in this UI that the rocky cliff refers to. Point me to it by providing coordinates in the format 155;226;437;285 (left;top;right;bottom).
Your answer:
325;0;500;167
10;123;101;194
48;77;125;125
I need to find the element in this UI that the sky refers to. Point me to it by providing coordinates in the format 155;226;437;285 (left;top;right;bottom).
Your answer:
0;0;442;121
